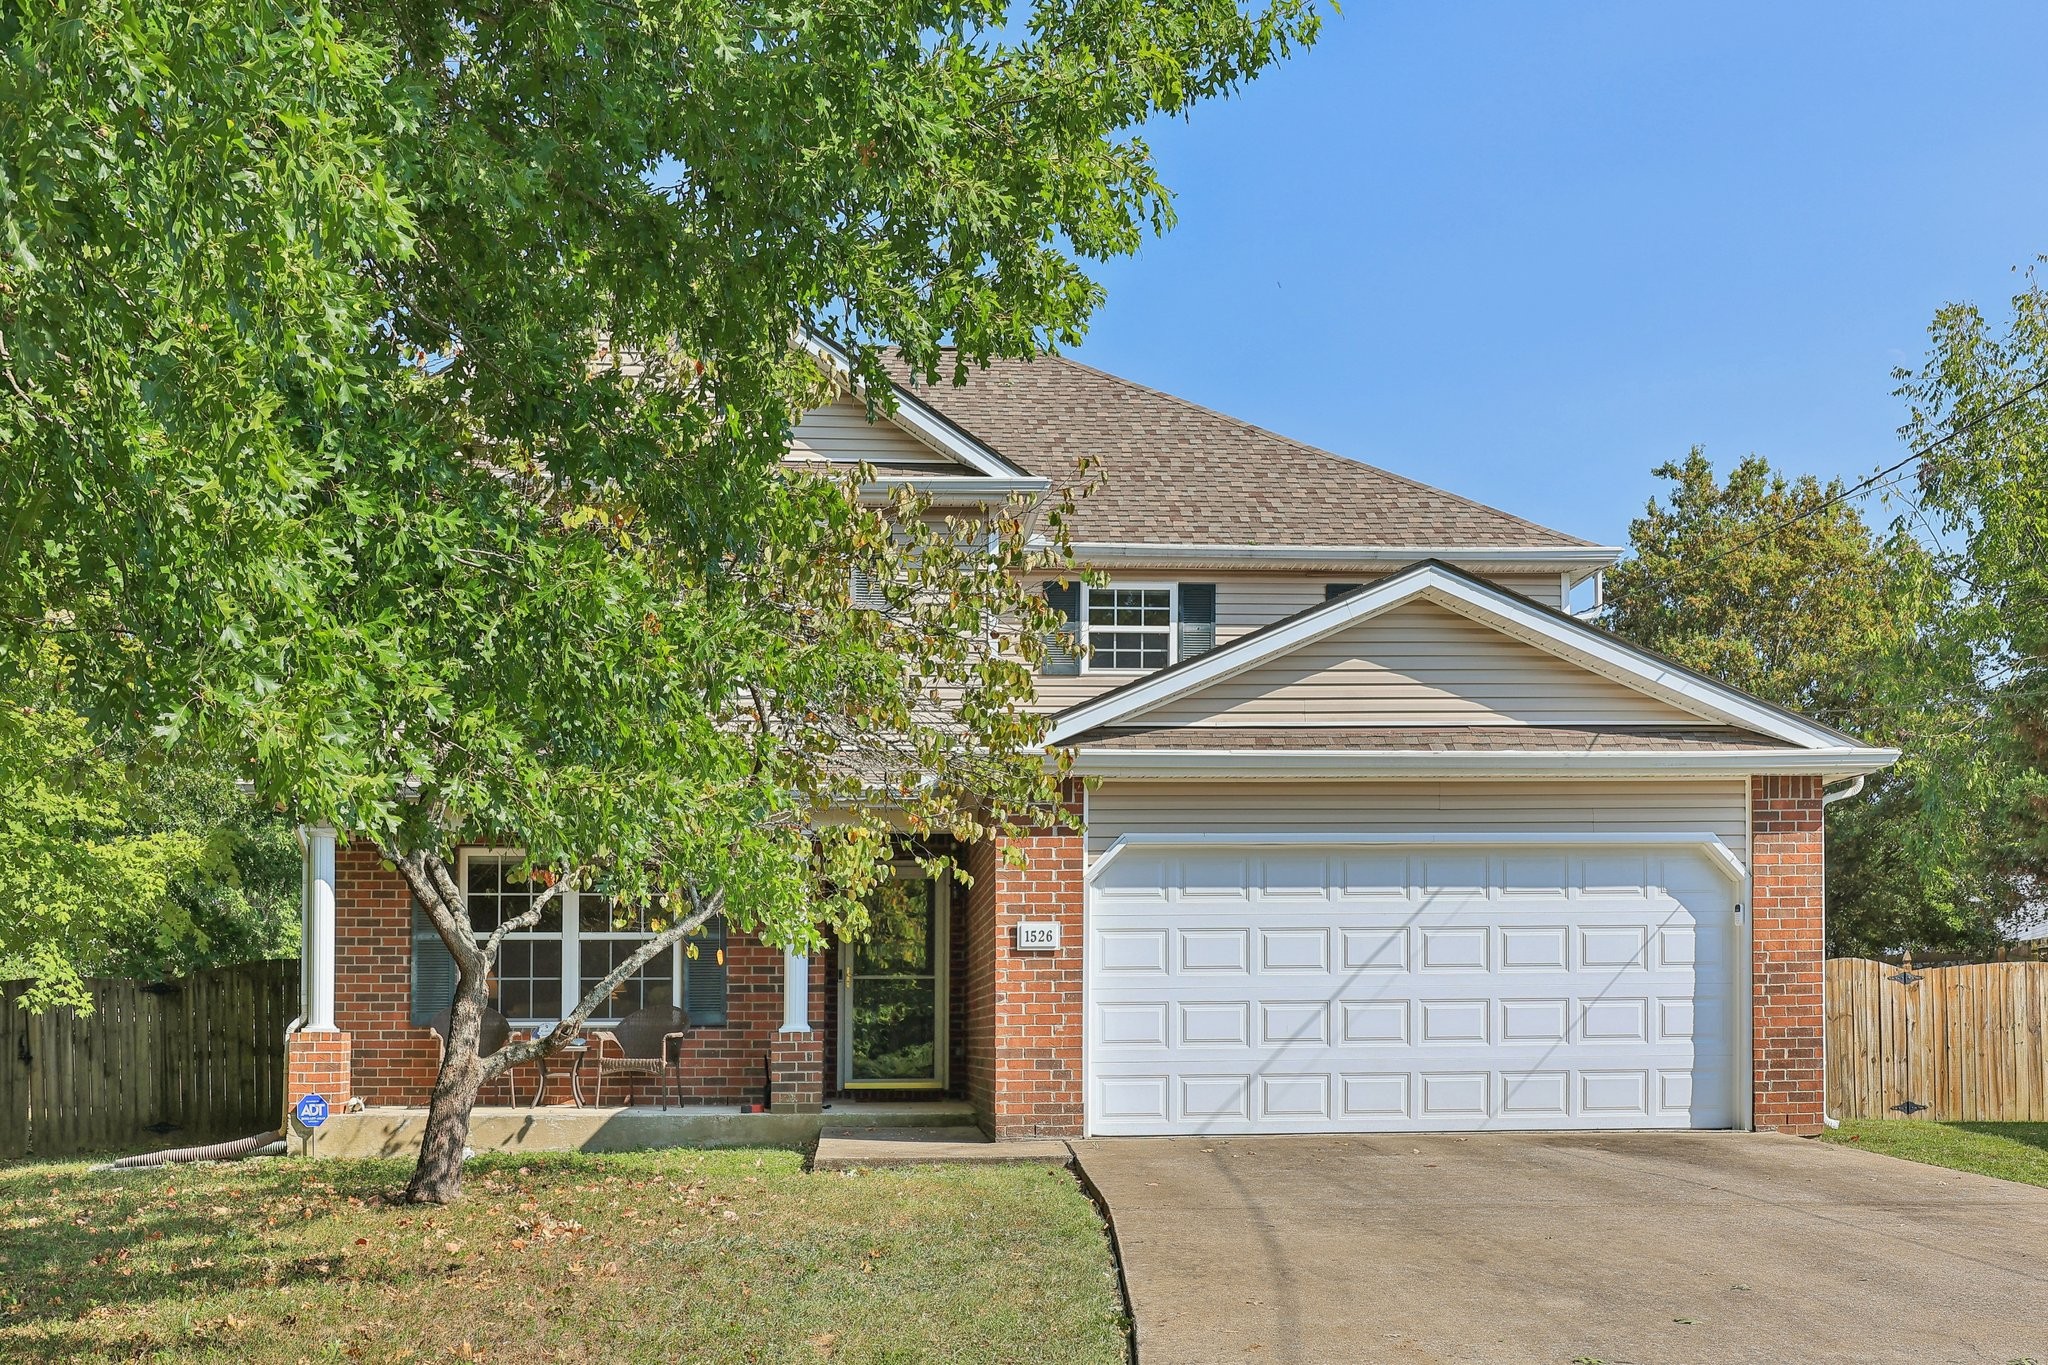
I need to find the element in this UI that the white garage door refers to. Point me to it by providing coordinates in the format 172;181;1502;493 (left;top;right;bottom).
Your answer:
1087;842;1741;1135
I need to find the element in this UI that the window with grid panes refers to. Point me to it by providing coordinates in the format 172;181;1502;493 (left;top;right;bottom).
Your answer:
578;889;679;1023
464;853;563;1022
1085;585;1173;669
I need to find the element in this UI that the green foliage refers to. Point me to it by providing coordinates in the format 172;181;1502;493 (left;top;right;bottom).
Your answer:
1;0;1319;1186
0;701;209;1011
0;674;299;1010
1603;450;2009;956
1897;267;2048;905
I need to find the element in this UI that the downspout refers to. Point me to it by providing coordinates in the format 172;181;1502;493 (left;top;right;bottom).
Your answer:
1816;775;1866;1130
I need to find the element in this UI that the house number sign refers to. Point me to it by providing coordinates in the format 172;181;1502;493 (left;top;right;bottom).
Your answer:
1015;921;1061;952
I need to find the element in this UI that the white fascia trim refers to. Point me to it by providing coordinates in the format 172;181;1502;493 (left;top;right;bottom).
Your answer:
1061;542;1623;576
1089;831;1748;888
1065;746;1901;781
798;335;1034;480
1045;564;1869;753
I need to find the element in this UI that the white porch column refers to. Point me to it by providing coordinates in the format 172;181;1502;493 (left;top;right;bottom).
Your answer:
780;949;811;1033
299;824;339;1031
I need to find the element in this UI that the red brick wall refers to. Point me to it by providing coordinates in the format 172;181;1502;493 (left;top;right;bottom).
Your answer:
1751;775;1826;1135
332;841;822;1108
284;1032;352;1115
964;790;1086;1139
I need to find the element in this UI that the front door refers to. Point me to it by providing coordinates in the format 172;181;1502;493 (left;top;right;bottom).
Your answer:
839;873;947;1089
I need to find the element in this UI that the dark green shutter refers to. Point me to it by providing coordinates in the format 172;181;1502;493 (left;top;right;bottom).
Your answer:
1042;580;1082;676
410;900;459;1026
684;915;728;1026
1326;582;1363;600
1177;583;1217;659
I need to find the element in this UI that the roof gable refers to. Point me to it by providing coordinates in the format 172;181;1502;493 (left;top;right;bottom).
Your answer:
1126;597;1702;729
1046;562;1873;753
788;397;980;474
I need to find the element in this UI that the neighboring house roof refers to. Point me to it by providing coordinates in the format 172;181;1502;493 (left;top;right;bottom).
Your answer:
1046;560;1901;779
880;352;1596;552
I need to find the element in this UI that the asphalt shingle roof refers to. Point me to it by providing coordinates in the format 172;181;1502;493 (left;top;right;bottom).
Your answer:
888;354;1594;549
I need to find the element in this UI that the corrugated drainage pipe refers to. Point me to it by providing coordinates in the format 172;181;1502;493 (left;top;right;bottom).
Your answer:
1816;775;1867;1131
90;1131;286;1173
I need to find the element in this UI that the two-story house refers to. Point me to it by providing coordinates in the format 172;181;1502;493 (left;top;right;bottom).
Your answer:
288;352;1896;1143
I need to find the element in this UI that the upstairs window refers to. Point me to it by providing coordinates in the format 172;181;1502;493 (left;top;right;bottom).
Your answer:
1040;580;1216;677
1086;585;1174;670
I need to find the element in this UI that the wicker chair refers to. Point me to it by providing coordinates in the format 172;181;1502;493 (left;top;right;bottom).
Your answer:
574;1005;689;1109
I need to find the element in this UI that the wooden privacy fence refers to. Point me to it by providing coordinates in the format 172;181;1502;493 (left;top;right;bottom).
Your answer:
0;959;298;1159
1826;957;2048;1121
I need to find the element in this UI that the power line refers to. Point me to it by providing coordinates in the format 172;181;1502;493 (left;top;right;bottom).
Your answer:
1672;371;2048;580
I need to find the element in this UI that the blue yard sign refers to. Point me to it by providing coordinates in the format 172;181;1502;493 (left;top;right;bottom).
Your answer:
295;1093;330;1129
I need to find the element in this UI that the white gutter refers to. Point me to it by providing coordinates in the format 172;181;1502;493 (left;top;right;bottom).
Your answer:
1817;773;1868;1130
1064;746;1902;781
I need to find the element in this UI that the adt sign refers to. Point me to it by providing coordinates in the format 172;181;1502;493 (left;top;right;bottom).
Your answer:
294;1094;330;1129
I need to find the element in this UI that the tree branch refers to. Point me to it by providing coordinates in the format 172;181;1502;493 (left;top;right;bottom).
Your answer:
483;884;727;1077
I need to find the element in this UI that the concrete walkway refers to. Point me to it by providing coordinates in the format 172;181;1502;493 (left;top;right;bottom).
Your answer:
1073;1131;2048;1364
812;1126;1071;1170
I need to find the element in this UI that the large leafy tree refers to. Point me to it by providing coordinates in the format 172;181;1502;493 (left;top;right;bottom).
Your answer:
0;684;299;1006
1603;450;2011;956
1896;265;2048;923
1;0;1319;1200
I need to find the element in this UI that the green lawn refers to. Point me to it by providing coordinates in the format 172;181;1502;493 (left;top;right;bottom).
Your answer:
1823;1119;2048;1189
0;1147;1129;1364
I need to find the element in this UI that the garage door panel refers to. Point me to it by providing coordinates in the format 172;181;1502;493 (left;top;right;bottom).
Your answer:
1090;843;1739;1135
1260;928;1330;972
1097;928;1170;975
1259;1000;1329;1046
1340;928;1410;971
1501;1070;1571;1117
1179;928;1251;973
1177;1001;1250;1047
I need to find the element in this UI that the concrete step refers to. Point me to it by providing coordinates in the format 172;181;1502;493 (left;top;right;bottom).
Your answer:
813;1125;1072;1171
818;1100;977;1131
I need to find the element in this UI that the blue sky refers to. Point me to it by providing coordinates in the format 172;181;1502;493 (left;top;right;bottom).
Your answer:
1069;1;2048;551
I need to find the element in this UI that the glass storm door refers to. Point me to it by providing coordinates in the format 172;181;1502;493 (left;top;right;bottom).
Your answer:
840;875;945;1089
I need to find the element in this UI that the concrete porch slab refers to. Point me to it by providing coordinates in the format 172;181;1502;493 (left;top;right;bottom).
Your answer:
316;1099;976;1159
813;1126;1072;1171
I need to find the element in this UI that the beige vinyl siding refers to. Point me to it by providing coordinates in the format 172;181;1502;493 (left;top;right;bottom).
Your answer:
1085;778;1750;871
1488;573;1567;608
789;398;960;469
1129;598;1700;728
1027;570;1575;710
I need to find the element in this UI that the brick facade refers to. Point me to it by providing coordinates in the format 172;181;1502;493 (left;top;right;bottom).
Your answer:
769;1033;825;1113
964;789;1087;1139
1750;774;1827;1135
283;1032;352;1117
329;841;825;1109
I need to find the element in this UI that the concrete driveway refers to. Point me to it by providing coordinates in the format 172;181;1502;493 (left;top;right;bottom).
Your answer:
1072;1131;2048;1364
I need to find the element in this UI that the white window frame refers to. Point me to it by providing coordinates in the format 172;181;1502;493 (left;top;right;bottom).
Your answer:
1080;581;1178;674
455;847;685;1029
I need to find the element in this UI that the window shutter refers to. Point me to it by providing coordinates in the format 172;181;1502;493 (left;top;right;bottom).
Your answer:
849;568;887;610
1176;583;1217;659
684;915;728;1026
410;900;459;1026
1325;582;1363;601
1041;579;1082;676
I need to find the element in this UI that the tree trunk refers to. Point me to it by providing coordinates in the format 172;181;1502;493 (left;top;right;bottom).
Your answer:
406;971;490;1204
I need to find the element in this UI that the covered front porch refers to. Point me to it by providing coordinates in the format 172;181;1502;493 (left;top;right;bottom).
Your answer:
311;1098;977;1159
